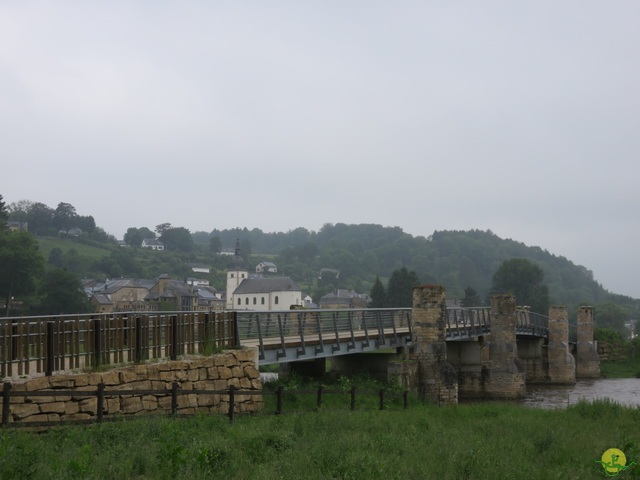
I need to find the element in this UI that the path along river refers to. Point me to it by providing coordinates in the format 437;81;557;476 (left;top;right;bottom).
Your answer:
521;378;640;409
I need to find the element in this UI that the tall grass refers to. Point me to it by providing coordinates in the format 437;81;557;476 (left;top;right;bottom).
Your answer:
1;397;639;479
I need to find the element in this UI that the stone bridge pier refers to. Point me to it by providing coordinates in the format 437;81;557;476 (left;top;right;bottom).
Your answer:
576;306;600;378
482;294;526;398
390;285;458;405
519;306;575;384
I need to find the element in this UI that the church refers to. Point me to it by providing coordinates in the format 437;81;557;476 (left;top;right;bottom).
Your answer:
225;240;303;311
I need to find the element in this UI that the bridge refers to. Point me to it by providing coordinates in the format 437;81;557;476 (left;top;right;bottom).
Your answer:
235;306;559;365
0;286;599;404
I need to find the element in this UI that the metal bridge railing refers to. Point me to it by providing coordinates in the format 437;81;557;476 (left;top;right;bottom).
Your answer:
236;308;412;362
445;307;491;339
0;311;237;378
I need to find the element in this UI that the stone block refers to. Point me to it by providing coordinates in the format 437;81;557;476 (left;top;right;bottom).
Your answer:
64;402;81;415
120;370;138;384
187;369;200;382
40;401;66;414
49;376;75;389
79;397;98;415
142;395;158;411
106;398;120;414
244;366;260;379
24;413;59;423
101;372;120;386
74;375;89;387
25;376;51;391
122;397;143;414
11;403;40;419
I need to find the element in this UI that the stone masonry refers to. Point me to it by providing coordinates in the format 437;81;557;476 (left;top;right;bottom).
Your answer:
576;306;600;378
0;348;262;425
409;285;458;405
483;295;526;398
546;306;576;384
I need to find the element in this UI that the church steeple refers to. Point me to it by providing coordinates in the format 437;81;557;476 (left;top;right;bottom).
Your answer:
226;238;248;309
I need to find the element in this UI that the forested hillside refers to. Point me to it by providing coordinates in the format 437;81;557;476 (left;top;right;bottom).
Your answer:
4;197;638;326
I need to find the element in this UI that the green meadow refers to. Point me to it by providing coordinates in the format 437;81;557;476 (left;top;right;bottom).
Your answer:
1;395;637;480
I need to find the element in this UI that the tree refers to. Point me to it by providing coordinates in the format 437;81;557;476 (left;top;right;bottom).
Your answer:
159;227;193;252
369;276;387;308
491;258;550;314
386;267;420;308
0;194;7;229
26;202;54;235
124;227;155;247
36;269;92;315
209;236;222;254
461;287;482;307
593;302;629;334
53;202;78;232
155;223;172;236
0;231;45;315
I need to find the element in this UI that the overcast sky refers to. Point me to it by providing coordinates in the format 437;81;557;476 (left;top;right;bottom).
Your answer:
1;2;639;298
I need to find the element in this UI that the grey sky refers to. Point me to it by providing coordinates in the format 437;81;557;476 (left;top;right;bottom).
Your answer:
1;2;639;298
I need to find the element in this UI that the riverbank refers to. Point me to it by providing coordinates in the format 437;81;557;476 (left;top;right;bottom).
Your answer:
0;398;637;479
600;358;640;378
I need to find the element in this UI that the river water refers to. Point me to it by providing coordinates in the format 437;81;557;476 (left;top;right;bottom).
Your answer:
521;379;640;409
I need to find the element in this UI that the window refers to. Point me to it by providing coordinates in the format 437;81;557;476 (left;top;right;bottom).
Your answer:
245;298;249;305
230;273;234;278
253;297;257;305
237;298;241;305
261;297;265;305
275;296;279;305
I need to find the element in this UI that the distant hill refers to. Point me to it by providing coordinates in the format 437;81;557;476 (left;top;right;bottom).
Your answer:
37;224;639;321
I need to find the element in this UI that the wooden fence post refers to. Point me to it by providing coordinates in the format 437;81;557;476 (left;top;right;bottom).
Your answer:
46;322;55;376
171;315;178;361
1;382;11;426
93;318;102;368
134;316;143;363
379;389;385;410
316;385;323;409
97;383;105;423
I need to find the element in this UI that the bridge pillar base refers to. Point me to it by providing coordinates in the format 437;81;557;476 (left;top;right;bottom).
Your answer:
576;306;600;379
545;306;576;384
483;295;526;399
409;285;458;405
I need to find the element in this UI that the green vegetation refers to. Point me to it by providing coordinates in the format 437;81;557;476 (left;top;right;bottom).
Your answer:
0;399;638;479
3;198;640;327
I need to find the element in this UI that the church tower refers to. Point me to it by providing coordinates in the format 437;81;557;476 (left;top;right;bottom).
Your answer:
226;239;249;309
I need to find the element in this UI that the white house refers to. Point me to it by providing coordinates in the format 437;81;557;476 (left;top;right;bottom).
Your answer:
256;261;278;274
142;238;165;251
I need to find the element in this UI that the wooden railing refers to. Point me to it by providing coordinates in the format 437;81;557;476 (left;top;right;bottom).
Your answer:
0;311;238;378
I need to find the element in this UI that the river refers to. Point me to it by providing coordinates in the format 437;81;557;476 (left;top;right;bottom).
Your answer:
522;378;640;409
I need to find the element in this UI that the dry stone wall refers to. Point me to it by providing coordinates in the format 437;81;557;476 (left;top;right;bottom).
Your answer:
0;348;262;425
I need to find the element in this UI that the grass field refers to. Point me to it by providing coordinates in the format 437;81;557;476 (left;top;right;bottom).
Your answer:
37;236;113;260
1;396;638;479
601;358;640;379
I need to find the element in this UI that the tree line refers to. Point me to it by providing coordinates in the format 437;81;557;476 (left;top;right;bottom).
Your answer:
1;196;637;333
